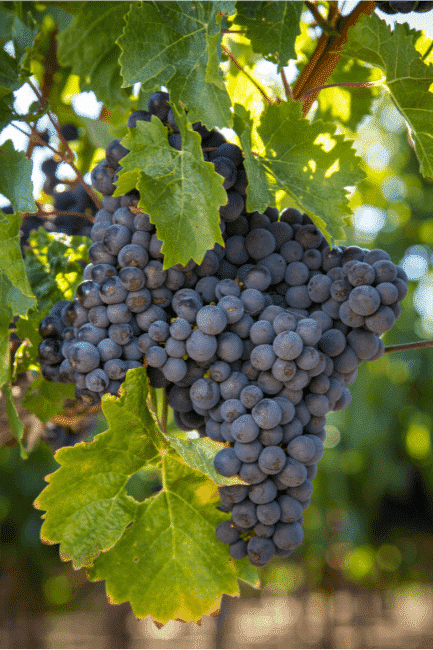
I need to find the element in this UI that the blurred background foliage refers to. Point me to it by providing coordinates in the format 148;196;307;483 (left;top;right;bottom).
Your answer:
0;0;432;623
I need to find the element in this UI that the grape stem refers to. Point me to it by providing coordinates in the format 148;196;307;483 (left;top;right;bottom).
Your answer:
299;76;386;101
293;1;376;116
148;386;160;426
27;80;103;211
161;388;168;433
220;44;272;104
22;205;94;223
305;1;340;35
384;340;433;354
422;41;433;61
281;68;295;102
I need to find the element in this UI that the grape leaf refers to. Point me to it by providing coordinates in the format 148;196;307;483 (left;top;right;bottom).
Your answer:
0;141;36;213
341;12;433;178
12;228;88;378
21;374;75;423
252;102;364;244
233;103;271;213
166;428;247;487
34;368;259;623
87;452;257;623
317;58;383;131
115;109;226;268
0;275;12;388
56;1;131;109
0;209;35;388
3;382;28;459
0;48;20;98
10;14;39;66
0;7;15;45
0;210;36;316
234;1;303;72
117;1;235;129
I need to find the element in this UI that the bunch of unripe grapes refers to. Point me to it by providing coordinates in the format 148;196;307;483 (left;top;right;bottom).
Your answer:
38;91;408;566
375;1;433;13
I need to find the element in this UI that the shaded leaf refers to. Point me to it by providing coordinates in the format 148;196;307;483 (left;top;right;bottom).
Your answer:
118;1;234;129
0;211;35;314
21;374;75;423
234;1;303;72
3;382;28;459
0;140;36;213
56;1;131;108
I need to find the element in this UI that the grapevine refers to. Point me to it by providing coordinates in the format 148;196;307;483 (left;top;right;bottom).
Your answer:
0;0;432;625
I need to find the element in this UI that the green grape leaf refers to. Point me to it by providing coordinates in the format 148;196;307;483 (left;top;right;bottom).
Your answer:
0;141;36;213
10;14;39;66
56;1;131;108
317;58;383;131
0;275;12;388
87;451;257;623
341;12;433;177
23;228;89;311
0;207;35;387
0;7;15;45
0;210;36;316
80;116;113;150
118;1;235;129
34;368;258;623
166;428;246;487
115;109;226;268
34;369;168;569
254;102;365;244
12;228;89;378
0;48;20;98
21;374;75;423
233;103;271;213
3;382;28;459
234;1;303;72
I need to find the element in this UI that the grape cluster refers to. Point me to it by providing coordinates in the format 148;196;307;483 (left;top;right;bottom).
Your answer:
38;90;408;566
375;1;433;13
41;123;95;238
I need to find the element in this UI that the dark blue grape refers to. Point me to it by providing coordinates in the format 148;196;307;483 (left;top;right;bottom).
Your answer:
256;501;281;525
85;368;109;392
273;522;303;550
216;520;239;544
245;228;276;260
234;439;263;463
67;341;100;373
214;448;241;477
232;500;257;528
108;323;133;346
247;536;275;566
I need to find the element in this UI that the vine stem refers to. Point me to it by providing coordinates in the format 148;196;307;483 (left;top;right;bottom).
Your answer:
161;388;168;434
281;68;295;102
298;76;386;101
305;1;340;35
148;386;159;426
24;207;94;222
384;340;433;354
26;79;103;211
220;44;272;104
293;1;376;115
422;41;433;61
